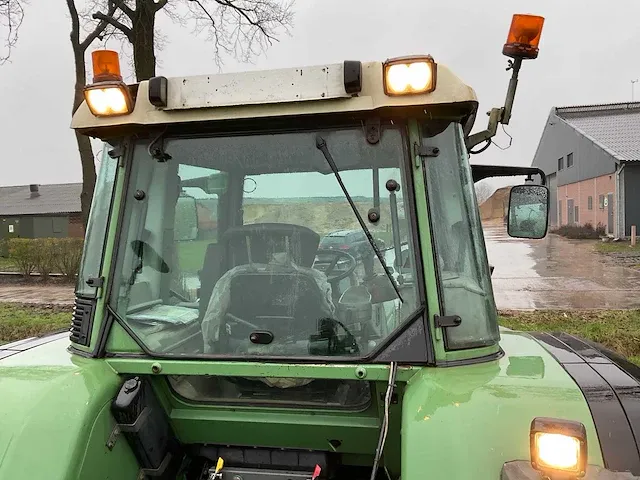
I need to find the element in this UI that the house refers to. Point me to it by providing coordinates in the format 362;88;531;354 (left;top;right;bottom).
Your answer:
0;183;84;246
531;102;640;237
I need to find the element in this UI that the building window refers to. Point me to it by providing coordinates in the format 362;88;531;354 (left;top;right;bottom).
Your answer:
558;157;564;170
599;194;605;209
567;152;574;168
575;205;579;223
588;196;593;210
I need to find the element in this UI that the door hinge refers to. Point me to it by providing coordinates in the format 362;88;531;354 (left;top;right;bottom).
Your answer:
365;118;381;144
108;145;125;158
106;424;120;450
86;276;104;288
415;144;440;158
434;315;461;328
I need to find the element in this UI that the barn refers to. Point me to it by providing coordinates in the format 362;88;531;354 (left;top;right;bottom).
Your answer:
0;183;84;249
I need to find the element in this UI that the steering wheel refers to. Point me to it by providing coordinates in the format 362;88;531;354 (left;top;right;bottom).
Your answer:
314;249;358;283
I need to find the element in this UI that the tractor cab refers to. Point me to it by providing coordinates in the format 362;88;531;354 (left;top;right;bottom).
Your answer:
9;12;638;480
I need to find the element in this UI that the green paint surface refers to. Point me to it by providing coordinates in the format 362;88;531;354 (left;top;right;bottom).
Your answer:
0;330;607;479
401;331;604;479
0;337;139;479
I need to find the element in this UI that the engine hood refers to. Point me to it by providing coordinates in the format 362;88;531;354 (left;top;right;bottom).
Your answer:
400;330;606;479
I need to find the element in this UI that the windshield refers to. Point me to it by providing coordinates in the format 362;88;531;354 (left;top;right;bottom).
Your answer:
109;126;421;358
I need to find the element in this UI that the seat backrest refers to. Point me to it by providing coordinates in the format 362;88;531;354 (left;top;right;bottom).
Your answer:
227;271;330;337
199;223;321;321
222;223;320;270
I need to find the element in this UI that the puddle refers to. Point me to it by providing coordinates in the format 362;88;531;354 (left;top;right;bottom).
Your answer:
485;222;640;310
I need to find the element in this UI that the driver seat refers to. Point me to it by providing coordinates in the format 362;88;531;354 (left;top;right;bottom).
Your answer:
201;223;336;354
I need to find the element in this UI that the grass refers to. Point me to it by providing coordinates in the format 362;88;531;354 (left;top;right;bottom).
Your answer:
500;310;640;365
0;301;638;367
0;303;70;344
595;241;640;253
177;239;212;273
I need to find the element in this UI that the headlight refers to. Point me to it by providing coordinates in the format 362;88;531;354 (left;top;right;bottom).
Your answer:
383;55;437;96
83;49;133;117
530;417;587;477
84;83;133;116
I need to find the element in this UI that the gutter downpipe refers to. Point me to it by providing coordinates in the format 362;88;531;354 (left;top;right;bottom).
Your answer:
615;162;626;239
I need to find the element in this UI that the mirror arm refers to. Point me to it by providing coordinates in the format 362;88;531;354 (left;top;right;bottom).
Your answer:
471;164;546;186
466;107;502;151
466;57;524;151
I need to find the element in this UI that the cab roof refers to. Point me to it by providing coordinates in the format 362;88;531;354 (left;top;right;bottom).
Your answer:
71;58;479;136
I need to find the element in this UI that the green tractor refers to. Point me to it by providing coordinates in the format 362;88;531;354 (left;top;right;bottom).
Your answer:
2;13;640;480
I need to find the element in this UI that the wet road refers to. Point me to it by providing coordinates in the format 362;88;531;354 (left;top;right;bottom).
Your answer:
485;222;640;310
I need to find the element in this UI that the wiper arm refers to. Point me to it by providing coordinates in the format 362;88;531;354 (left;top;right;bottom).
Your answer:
315;135;403;303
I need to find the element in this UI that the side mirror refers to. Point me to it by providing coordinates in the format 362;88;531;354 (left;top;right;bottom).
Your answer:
175;195;199;242
507;185;549;239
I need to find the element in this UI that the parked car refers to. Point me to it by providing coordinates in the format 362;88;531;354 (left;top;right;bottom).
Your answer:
318;229;369;260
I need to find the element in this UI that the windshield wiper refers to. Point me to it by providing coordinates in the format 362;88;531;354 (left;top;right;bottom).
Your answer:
315;135;403;303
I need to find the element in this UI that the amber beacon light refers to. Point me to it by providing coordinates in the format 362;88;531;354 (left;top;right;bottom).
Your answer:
503;14;545;59
83;50;133;117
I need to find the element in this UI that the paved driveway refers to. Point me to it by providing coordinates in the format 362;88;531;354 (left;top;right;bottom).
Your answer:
0;281;74;306
485;222;640;310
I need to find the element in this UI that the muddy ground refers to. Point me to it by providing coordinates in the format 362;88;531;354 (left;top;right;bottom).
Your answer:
485;221;640;310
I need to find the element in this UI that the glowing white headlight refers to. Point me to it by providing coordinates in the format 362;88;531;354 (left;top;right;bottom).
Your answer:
84;83;133;117
535;433;580;470
383;56;437;95
530;417;587;477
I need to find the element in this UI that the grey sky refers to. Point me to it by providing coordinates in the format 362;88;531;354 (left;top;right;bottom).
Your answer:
1;0;639;188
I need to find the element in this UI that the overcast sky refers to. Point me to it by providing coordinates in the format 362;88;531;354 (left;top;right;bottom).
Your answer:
1;0;639;188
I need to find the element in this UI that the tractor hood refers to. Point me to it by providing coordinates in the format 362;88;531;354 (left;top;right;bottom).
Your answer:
400;330;607;479
0;333;129;479
2;329;640;479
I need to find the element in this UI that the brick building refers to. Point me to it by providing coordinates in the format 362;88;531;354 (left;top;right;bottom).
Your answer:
532;102;640;237
0;183;84;247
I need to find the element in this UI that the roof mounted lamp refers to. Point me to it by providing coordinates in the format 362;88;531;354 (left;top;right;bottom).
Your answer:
466;14;545;151
84;50;134;117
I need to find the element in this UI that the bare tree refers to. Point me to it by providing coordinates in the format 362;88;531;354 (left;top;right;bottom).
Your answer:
0;0;26;64
66;0;119;228
88;0;294;81
474;180;494;205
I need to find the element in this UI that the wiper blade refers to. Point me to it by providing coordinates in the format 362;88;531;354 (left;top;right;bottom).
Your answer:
315;135;403;303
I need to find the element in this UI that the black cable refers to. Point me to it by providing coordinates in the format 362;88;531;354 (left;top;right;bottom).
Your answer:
492;124;513;151
469;139;491;155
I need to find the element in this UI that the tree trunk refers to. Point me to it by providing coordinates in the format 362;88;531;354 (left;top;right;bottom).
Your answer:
72;49;97;229
133;0;157;81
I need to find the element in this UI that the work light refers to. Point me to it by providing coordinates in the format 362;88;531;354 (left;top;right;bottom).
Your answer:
383;55;437;96
84;50;133;117
503;14;545;59
530;417;587;478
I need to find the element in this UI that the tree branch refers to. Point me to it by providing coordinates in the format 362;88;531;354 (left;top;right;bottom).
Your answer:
189;0;216;26
92;10;133;41
81;2;119;50
152;0;168;13
66;0;81;47
0;0;26;64
111;0;134;20
214;0;275;44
